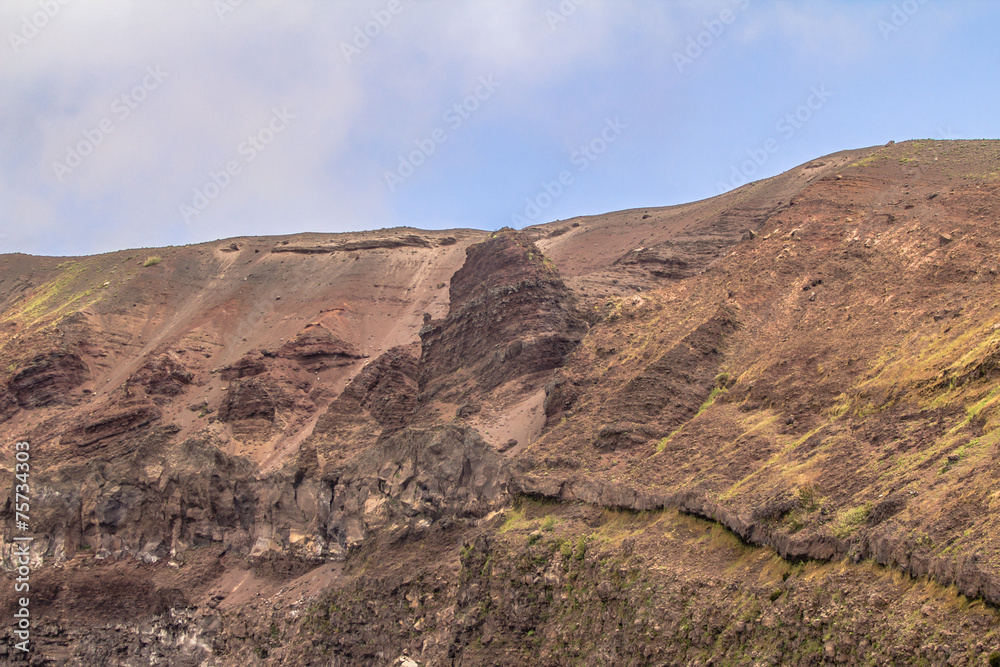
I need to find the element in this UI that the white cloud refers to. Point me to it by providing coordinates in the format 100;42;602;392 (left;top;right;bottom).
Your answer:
2;0;684;254
0;0;993;255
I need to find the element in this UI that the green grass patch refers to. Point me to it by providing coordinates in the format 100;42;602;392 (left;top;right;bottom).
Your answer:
499;506;527;533
833;502;872;539
695;386;725;417
2;261;102;326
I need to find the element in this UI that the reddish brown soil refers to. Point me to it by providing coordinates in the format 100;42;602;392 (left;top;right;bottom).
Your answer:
2;140;1000;665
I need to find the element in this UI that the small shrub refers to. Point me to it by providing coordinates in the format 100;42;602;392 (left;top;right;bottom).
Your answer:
797;485;818;511
143;256;162;267
714;372;734;389
541;515;556;532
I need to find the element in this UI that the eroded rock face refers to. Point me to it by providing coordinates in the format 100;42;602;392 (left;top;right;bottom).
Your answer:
8;350;88;408
218;377;283;422
130;353;193;397
271;234;432;254
601;305;739;436
277;324;364;363
0;389;17;423
257;425;509;559
419;229;586;394
217;353;267;381
340;346;418;430
301;347;419;465
15;419;507;567
61;400;162;450
1;432;257;565
331;425;508;545
354;426;507;519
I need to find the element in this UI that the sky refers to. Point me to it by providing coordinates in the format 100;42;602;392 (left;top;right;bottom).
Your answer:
1;0;998;257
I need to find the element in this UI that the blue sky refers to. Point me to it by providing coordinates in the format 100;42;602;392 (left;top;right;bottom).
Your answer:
1;0;997;257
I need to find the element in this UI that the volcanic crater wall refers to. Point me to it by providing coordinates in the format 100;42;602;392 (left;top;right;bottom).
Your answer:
0;228;582;569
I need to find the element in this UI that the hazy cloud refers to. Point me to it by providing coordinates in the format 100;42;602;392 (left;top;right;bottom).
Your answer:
1;0;997;256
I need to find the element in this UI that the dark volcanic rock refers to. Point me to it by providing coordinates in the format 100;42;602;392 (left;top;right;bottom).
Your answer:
605;306;739;431
1;431;258;565
615;244;691;277
9;350;89;408
419;229;586;393
218;353;268;381
218;377;282;422
61;400;161;449
592;422;653;451
0;388;17;423
254;424;509;559
304;347;419;461
324;424;510;546
542;373;577;423
277;325;364;362
130;353;193;397
337;346;418;430
614;238;732;279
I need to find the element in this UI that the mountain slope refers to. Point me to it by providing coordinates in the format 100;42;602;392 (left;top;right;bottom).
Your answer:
2;139;1000;665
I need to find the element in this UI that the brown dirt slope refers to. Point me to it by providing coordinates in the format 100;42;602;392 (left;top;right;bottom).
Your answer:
519;139;1000;606
3;140;1000;665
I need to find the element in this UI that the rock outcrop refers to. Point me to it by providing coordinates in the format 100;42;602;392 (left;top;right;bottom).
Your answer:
218;377;284;423
130;353;194;398
419;229;586;395
8;349;88;408
277;324;365;365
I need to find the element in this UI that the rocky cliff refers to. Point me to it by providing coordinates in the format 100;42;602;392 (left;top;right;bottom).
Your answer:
3;140;1000;665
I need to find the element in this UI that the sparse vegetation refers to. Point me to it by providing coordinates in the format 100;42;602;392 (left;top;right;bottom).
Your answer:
143;255;162;267
833;503;872;539
714;371;734;388
797;485;819;511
